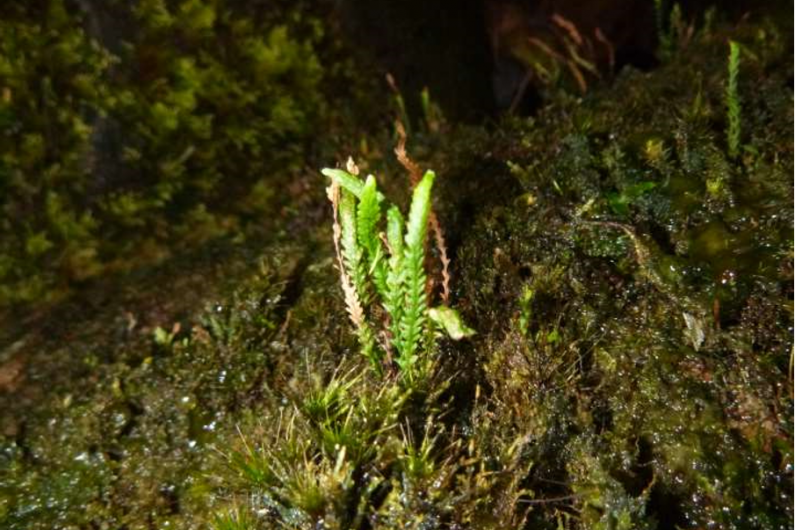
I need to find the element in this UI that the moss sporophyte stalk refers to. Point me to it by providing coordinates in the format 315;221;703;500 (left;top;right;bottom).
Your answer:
322;159;473;380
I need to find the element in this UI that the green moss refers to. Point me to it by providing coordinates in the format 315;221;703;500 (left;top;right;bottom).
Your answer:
452;13;792;528
0;5;791;530
0;240;310;528
0;0;350;306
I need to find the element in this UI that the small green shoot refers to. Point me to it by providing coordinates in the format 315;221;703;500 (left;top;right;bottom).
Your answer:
518;286;535;337
654;0;688;61
399;420;440;483
301;369;360;426
429;306;475;341
726;40;742;159
420;87;445;133
386;73;411;137
607;181;657;216
654;0;671;58
212;507;256;530
152;322;184;348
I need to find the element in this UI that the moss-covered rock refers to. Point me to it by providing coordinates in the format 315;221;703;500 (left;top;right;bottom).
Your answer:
450;13;792;528
0;3;791;530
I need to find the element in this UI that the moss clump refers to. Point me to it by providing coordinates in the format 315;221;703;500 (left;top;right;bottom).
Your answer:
0;241;312;528
0;0;115;302
451;14;792;529
0;0;340;305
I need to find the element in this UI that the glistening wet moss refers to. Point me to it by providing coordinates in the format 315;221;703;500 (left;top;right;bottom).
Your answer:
1;6;792;530
452;15;792;528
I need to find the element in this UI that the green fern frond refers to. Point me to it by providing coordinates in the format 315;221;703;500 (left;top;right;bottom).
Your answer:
397;170;435;371
339;188;378;363
386;206;405;262
339;189;366;299
322;168;386;203
357;175;387;298
356;175;380;252
322;168;365;197
385;205;406;346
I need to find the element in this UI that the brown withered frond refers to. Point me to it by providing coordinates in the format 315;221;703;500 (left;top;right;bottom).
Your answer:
394;120;423;187
594;27;615;73
328;181;366;329
551;13;584;47
393;123;450;303
430;215;451;304
345;156;360;176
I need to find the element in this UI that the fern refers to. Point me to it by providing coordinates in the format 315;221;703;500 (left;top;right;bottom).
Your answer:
323;168;386;203
323;163;471;379
396;170;435;371
357;175;387;298
339;190;365;300
323;168;366;197
338;187;378;364
384;206;406;348
726;40;742;159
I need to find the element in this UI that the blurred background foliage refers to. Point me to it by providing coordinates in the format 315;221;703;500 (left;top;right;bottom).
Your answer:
0;0;346;304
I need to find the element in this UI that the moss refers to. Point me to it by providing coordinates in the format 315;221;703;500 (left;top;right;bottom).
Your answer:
0;0;360;306
0;232;320;527
0;0;114;303
1;5;791;530
451;13;792;528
